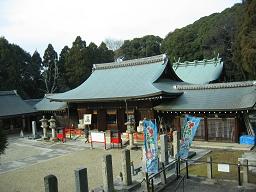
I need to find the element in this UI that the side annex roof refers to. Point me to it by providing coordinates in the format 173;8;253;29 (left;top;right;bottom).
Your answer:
0;91;36;118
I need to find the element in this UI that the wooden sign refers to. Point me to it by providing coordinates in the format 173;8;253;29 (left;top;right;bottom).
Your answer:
84;114;92;125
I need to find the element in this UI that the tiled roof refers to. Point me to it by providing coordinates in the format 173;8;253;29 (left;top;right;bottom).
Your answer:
25;99;42;108
172;57;223;84
49;54;181;102
154;81;256;111
35;96;67;111
175;81;256;90
0;91;36;117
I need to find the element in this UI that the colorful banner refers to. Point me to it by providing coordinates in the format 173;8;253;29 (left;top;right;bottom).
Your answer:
179;115;201;159
143;120;158;173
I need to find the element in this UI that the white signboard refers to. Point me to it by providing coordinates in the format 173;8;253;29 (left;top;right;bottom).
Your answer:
84;114;92;125
91;132;105;143
218;164;230;172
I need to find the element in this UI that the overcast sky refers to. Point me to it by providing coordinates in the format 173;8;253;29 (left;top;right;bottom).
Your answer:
0;0;241;56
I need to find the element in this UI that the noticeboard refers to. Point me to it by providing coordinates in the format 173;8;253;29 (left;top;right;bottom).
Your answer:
218;164;230;172
84;114;92;125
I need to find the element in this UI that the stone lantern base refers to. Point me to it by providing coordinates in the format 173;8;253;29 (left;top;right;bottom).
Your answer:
126;131;138;150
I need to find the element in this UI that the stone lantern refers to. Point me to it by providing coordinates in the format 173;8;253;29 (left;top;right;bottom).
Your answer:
125;114;136;149
40;116;48;139
48;116;57;141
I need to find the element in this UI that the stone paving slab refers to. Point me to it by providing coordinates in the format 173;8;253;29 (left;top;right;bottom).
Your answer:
0;138;85;174
192;141;254;151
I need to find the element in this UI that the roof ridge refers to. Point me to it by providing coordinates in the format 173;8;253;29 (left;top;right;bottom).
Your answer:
173;57;222;68
175;81;256;90
0;90;17;96
93;54;166;70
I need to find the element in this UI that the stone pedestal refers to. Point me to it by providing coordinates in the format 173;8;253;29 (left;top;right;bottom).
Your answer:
32;121;37;139
42;127;48;139
44;174;58;192
102;154;114;192
239;158;248;184
128;132;135;149
75;168;89;192
122;149;132;186
49;116;57;141
173;131;180;158
125;115;136;150
160;134;169;165
40;116;49;140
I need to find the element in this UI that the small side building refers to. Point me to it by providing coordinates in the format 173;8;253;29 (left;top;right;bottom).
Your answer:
0;90;37;133
154;81;256;143
34;95;68;127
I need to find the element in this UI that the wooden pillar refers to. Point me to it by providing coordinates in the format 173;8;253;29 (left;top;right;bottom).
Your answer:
117;108;125;132
204;117;208;141
234;116;239;143
177;116;181;139
77;107;87;120
97;109;106;131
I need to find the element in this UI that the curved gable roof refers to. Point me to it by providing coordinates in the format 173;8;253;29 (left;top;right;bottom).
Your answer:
172;57;223;84
49;55;181;102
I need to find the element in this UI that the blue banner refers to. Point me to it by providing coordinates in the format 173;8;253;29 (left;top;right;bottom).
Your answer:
143;120;158;173
179;115;201;159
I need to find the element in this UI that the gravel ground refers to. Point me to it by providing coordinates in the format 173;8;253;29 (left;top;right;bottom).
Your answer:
0;138;143;192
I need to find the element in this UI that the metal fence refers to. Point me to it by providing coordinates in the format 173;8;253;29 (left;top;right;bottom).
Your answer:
132;156;256;192
142;159;183;192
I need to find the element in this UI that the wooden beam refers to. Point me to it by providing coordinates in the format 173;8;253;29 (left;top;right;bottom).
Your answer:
204;117;208;141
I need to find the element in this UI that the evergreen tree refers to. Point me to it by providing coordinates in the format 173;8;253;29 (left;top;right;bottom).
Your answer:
26;51;44;98
98;42;114;63
161;3;246;82
0;37;38;98
115;35;162;60
232;0;256;80
87;42;99;64
63;36;89;89
57;46;70;92
42;44;59;93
